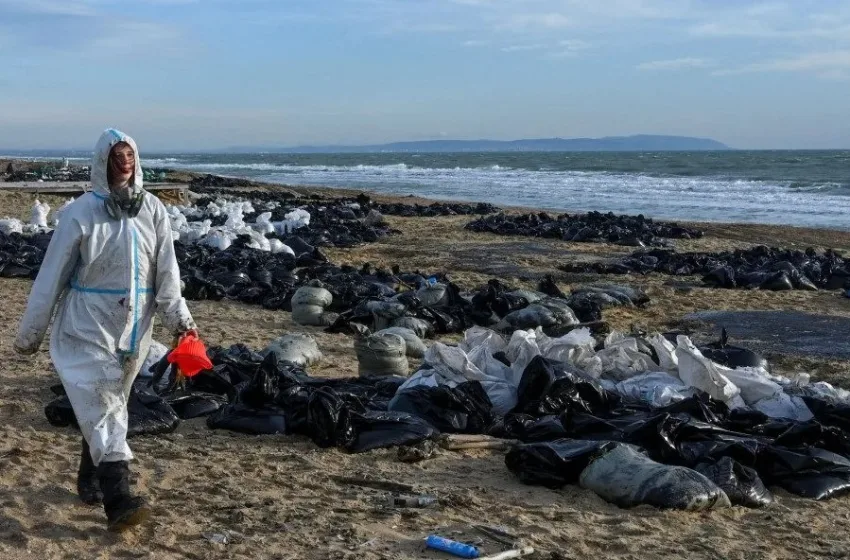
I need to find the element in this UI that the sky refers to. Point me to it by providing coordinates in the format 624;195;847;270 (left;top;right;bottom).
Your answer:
1;0;849;151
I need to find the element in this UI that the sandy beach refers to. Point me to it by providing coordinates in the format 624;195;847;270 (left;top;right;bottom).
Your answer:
3;179;850;560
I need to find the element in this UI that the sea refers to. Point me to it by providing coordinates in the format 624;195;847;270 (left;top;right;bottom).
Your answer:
10;150;850;229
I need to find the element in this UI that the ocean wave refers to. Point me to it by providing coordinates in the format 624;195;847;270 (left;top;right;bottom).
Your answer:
127;156;850;227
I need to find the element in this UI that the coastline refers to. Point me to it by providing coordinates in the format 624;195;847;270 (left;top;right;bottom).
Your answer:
4;163;850;250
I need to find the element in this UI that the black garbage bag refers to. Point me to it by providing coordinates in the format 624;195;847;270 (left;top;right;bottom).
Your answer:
515;356;619;417
656;394;729;425
760;271;795;291
802;396;850;433
513;356;563;414
44;396;76;428
502;414;569;442
307;387;357;448
695;457;773;507
206;354;291;435
150;357;240;401
45;384;180;437
769;420;850;458
559;410;741;465
206;394;288;435
166;393;229;419
723;407;772;434
346;411;437;453
678;438;767;469
698;329;768;370
563;294;603;323
703;266;736;288
505;439;620;488
559;410;649;442
538;275;568;299
758;446;850;500
126;387;181;436
240;353;281;406
540;372;617;417
180;366;243;399
389;381;493;433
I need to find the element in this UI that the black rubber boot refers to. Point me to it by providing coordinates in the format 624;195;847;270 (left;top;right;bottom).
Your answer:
77;439;103;505
97;460;150;532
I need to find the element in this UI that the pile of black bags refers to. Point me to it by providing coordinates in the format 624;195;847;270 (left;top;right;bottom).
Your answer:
465;211;703;247
43;338;850;507
561;246;850;291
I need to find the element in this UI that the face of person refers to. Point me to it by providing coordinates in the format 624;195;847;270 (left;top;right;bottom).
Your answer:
109;143;135;187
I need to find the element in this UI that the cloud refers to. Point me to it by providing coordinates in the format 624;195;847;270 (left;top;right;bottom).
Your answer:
0;0;96;17
715;50;850;76
545;39;592;59
462;39;490;47
501;43;545;52
688;2;850;41
0;0;187;55
559;39;591;50
636;57;713;71
499;12;572;30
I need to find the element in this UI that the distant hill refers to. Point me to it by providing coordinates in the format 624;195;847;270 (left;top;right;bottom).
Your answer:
229;134;730;153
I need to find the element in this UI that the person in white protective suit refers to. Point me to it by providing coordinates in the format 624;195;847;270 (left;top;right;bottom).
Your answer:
14;129;197;532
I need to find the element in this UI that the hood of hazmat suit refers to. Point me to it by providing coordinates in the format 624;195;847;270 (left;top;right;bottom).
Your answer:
15;128;196;465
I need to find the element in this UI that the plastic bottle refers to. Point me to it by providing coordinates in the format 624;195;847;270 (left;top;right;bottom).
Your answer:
425;535;480;558
390;495;437;508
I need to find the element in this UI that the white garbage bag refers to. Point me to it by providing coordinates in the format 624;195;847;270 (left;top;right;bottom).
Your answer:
224;204;245;229
355;332;408;377
30;199;50;228
675;336;740;404
648;334;678;372
401;342;517;415
720;366;782;404
467;344;518;386
246;229;271;252
268;239;296;256
538;326;593;357
505;329;541;382
579;444;731;510
376;327;427;358
596;332;656;381
291;284;333;326
253;211;276;235
416;283;449;307
265;333;323;367
460;326;506;353
798;381;850;404
183;220;212;244
0;218;24;235
203;230;235;251
366;300;408;331
391;316;434;339
752;393;813;421
364;209;384;226
614;372;696;408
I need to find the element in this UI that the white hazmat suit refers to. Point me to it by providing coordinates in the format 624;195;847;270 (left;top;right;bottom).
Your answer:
15;129;196;465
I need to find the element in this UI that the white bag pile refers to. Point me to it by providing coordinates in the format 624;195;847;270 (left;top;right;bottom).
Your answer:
402;324;819;421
